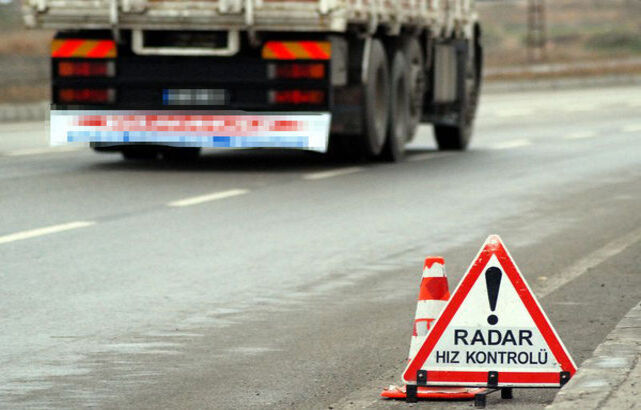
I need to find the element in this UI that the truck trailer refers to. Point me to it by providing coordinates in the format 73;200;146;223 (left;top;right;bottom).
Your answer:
23;0;483;161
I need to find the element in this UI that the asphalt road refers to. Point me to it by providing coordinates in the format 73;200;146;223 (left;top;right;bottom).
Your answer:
1;85;640;409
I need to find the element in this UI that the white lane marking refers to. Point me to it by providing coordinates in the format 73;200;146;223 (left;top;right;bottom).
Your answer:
493;108;534;118
407;152;453;162
565;130;596;140
490;139;532;150
168;189;249;207
621;124;641;133
5;146;83;157
0;221;95;245
538;227;641;298
303;166;364;180
562;104;598;113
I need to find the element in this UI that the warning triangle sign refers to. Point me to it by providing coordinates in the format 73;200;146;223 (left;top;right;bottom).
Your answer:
403;235;576;387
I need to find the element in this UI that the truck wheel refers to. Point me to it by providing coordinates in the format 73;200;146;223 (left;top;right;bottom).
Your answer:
381;49;410;161
360;39;390;158
434;40;480;151
163;147;201;162
121;146;159;160
403;37;425;141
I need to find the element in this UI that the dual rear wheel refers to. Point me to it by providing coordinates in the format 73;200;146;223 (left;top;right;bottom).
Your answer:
355;35;479;160
381;47;411;161
358;39;410;162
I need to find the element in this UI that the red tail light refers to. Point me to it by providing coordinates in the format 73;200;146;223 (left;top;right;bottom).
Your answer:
58;88;115;103
58;61;115;77
271;63;326;79
270;90;325;105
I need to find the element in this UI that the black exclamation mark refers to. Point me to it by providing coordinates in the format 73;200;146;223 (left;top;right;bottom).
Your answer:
485;267;502;325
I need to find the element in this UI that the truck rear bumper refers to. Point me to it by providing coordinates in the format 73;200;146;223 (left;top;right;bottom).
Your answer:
51;110;331;152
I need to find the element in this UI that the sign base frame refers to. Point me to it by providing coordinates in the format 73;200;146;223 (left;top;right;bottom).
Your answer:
471;388;510;408
406;369;571;407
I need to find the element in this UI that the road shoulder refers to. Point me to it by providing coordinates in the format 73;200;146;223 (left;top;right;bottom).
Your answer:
548;301;641;410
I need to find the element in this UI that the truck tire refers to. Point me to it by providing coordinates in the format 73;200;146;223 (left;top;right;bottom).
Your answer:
121;146;159;160
359;39;390;158
434;40;480;151
403;37;425;141
381;49;410;161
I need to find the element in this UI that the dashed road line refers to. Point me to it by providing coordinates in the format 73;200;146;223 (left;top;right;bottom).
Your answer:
621;124;641;133
407;152;453;162
303;166;364;180
565;130;596;140
490;139;532;150
0;221;95;245
493;108;534;118
562;104;598;113
167;189;249;207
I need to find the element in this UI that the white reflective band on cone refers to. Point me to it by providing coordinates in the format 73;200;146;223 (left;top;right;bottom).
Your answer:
414;300;448;319
423;263;446;278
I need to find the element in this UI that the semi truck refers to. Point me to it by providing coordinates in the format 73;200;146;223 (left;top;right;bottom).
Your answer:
23;0;482;161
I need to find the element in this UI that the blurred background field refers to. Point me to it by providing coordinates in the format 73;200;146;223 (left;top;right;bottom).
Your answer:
0;0;52;104
479;0;641;80
480;0;641;64
0;0;640;103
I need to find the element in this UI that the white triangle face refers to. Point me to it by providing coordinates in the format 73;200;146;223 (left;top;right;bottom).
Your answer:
422;255;560;373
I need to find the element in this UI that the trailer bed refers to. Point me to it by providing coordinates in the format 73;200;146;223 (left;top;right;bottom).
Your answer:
23;0;471;33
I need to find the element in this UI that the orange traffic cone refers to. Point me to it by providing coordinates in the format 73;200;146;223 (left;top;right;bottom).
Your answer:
408;257;449;361
381;257;484;400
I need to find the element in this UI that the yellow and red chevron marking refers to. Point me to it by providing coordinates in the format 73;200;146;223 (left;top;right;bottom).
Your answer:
262;41;331;60
51;39;117;58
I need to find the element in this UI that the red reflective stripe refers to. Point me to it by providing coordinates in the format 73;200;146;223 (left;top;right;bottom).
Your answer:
424;371;561;385
266;42;296;59
52;39;84;58
86;40;115;58
299;41;329;59
418;277;450;301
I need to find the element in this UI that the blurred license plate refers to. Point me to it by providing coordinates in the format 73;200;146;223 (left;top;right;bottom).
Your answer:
162;89;227;106
51;110;332;152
